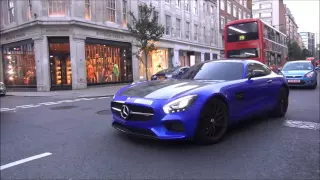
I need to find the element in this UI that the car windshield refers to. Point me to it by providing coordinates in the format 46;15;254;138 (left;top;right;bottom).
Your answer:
282;62;312;71
156;67;180;74
179;62;244;81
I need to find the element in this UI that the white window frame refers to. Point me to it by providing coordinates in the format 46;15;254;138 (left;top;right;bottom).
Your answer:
260;3;272;9
165;15;171;35
233;5;237;17
220;16;225;29
122;0;127;25
194;24;198;41
28;0;32;20
220;0;225;11
48;0;67;17
227;1;231;14
106;0;116;23
176;0;181;8
193;0;198;15
176;18;181;38
185;1;190;12
8;0;15;23
85;0;91;20
186;22;190;39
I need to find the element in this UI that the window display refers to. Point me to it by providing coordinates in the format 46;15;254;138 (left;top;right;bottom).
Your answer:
139;49;168;79
2;43;36;87
85;43;132;84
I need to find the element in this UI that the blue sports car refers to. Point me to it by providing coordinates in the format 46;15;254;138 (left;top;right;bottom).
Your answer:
111;60;289;145
281;60;318;89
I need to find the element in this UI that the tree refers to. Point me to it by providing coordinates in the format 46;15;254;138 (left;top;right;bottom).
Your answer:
287;40;302;60
301;48;309;59
127;3;165;81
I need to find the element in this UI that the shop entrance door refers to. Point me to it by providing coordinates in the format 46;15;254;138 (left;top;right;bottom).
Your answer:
48;37;72;91
49;54;72;90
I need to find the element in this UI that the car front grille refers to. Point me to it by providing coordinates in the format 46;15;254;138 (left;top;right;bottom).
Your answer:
111;101;154;121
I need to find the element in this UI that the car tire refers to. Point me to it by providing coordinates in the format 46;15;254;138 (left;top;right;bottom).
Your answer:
311;83;317;89
269;87;288;118
194;98;229;145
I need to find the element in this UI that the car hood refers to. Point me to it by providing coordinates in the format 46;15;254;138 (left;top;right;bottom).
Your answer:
282;70;311;76
120;80;222;99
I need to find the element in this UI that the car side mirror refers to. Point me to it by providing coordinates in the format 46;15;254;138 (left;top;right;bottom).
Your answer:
248;70;265;80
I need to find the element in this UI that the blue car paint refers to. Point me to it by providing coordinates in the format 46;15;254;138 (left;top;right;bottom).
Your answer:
111;60;288;140
281;61;318;88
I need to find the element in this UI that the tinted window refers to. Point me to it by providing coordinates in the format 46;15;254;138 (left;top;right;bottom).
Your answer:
282;62;313;71
227;48;259;58
156;67;180;74
246;63;272;77
180;62;244;81
227;22;259;42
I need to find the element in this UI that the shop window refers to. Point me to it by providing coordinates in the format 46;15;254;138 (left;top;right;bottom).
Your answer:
106;0;116;22
85;0;91;20
3;42;36;87
48;0;67;17
85;43;132;84
139;50;168;79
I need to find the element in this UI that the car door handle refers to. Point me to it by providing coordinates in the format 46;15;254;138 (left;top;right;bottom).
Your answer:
267;80;273;84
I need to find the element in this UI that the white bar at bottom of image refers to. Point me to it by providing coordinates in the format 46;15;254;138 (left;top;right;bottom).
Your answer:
0;152;52;171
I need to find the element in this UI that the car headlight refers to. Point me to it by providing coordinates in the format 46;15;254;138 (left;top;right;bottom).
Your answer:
163;95;197;114
305;72;314;78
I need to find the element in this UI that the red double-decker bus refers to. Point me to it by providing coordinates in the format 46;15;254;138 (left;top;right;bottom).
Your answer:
224;18;288;70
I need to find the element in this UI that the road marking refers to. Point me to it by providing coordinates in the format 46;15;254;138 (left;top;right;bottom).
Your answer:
0;152;52;171
284;120;320;130
1;96;110;112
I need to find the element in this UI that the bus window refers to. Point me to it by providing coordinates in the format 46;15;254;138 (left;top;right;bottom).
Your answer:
227;48;259;58
227;22;259;43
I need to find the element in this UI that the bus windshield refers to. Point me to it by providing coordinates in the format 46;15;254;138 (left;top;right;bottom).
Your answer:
227;22;259;43
227;48;259;58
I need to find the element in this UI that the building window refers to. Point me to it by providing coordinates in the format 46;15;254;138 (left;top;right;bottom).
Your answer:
243;0;247;8
210;5;213;13
260;3;272;9
193;0;198;15
243;12;246;18
186;22;190;39
220;16;225;29
85;43;132;84
176;18;181;38
106;0;116;22
165;0;170;4
165;15;171;35
28;0;32;20
185;1;190;12
240;0;243;6
220;0;225;10
194;24;198;41
253;13;259;18
85;0;91;20
122;0;127;25
176;0;181;8
260;12;272;18
203;27;206;43
233;5;237;17
238;8;242;19
3;43;37;87
227;1;231;14
247;14;250;18
48;0;67;17
153;11;159;24
8;0;15;23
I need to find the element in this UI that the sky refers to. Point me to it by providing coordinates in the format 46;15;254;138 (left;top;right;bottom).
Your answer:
283;0;319;40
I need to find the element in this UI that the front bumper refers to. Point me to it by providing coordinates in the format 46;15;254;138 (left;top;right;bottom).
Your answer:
0;88;6;95
285;76;316;87
111;98;202;140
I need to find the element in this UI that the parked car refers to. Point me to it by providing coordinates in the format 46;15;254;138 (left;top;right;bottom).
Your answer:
111;60;289;145
281;60;318;89
151;66;189;80
0;82;6;96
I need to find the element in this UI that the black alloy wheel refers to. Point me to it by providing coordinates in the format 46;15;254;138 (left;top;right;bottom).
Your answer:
195;98;229;145
270;87;288;118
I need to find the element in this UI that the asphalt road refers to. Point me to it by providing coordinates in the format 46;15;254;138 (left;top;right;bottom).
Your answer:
1;79;319;179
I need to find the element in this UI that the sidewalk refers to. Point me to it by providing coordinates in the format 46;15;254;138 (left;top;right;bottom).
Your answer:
6;84;129;98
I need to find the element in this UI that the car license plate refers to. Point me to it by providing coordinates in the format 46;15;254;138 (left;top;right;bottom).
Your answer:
288;79;300;83
157;76;165;80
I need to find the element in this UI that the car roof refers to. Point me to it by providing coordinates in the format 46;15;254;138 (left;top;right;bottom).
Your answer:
204;59;263;65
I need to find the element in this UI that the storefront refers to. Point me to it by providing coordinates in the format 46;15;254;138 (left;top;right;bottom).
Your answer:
139;49;169;79
2;39;37;88
179;51;201;67
85;38;133;85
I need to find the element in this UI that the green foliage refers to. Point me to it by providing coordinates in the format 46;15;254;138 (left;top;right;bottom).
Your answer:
287;40;308;60
127;3;165;80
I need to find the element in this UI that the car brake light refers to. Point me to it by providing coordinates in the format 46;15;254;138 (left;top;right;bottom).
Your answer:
305;72;314;78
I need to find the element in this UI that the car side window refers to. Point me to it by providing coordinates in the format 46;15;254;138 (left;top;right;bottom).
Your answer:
246;63;270;77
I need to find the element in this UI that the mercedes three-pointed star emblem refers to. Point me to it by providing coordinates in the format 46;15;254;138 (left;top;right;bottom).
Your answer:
120;105;130;119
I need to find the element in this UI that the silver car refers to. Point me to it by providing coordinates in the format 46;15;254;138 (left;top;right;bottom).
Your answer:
0;82;6;96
